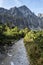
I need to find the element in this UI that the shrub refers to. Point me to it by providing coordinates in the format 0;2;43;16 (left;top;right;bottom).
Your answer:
37;58;43;65
29;44;41;60
24;30;43;65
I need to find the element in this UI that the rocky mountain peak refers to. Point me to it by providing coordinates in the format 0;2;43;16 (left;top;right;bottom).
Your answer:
0;5;43;29
18;5;33;17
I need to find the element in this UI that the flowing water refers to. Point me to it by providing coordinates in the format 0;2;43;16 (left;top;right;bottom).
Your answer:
0;39;30;65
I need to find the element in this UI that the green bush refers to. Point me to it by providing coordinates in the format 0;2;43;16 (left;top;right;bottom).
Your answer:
37;58;43;65
0;24;29;45
24;30;43;65
29;44;41;64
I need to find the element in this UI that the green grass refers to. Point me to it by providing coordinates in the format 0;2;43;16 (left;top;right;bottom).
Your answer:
24;30;43;65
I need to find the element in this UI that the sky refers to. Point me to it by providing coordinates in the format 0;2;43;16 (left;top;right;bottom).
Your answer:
0;0;43;15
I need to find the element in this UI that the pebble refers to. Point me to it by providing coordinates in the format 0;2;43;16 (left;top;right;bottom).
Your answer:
10;61;14;65
7;53;12;57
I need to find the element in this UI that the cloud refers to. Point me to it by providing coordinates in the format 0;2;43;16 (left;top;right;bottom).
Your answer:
0;0;3;7
13;0;22;6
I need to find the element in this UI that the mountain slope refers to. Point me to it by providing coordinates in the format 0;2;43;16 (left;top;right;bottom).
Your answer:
0;5;42;29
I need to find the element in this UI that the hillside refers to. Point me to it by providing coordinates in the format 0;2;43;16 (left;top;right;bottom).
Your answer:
0;5;43;29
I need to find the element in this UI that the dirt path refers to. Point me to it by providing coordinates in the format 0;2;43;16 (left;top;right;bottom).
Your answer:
0;39;29;65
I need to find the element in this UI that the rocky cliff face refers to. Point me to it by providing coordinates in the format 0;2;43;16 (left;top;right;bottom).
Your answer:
0;5;42;29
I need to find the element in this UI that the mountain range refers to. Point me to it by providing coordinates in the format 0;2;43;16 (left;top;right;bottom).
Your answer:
0;5;43;30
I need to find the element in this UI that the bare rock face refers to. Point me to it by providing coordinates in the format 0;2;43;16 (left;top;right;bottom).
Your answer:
0;5;42;29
